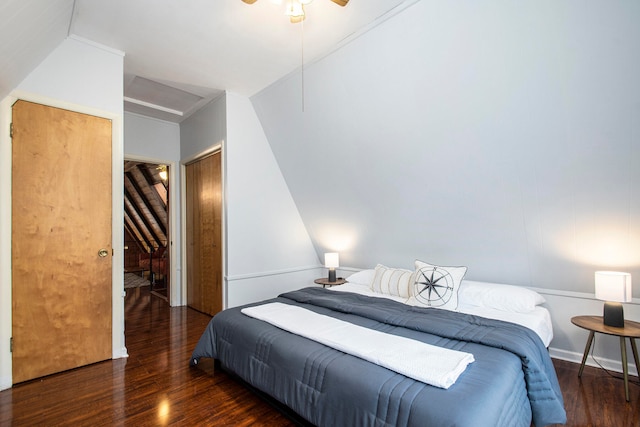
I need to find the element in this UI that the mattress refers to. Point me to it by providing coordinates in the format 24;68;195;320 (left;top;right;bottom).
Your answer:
329;282;554;347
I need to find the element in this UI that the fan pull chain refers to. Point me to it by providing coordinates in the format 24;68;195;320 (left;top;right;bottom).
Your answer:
300;17;305;112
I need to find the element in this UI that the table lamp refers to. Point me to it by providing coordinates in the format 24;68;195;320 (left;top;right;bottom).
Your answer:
324;253;339;282
595;271;632;327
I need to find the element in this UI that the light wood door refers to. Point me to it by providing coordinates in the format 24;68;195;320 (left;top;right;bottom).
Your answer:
11;100;113;384
185;152;222;315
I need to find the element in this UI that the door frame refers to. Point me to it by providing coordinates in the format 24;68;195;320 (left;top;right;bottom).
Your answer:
0;92;127;390
180;144;226;311
125;155;180;306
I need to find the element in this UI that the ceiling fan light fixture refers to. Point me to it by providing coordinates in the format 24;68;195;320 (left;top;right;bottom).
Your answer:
242;0;348;23
285;1;305;19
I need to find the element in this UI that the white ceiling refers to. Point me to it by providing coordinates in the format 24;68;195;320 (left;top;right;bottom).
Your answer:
0;0;74;101
1;0;415;122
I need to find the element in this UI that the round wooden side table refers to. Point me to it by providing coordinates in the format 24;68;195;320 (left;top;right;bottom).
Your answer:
314;278;346;288
571;315;640;401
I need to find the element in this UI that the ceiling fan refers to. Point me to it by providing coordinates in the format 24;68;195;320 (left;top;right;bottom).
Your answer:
241;0;350;23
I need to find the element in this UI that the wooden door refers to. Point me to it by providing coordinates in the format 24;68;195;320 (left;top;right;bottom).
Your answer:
185;152;222;316
11;100;113;383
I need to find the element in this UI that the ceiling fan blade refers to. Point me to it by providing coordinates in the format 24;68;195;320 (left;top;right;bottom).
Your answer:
241;0;258;4
329;0;349;6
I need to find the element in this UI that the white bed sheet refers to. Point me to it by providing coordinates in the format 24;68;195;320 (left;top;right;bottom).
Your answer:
328;283;553;347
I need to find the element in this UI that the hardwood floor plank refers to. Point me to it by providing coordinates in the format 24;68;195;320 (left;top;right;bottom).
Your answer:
552;358;640;426
0;288;295;427
1;287;639;426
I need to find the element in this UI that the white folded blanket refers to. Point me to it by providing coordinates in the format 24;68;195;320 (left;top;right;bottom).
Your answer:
241;302;474;389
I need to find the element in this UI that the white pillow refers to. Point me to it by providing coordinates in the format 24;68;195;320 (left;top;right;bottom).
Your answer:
346;269;376;287
371;264;414;298
408;260;467;310
458;280;546;313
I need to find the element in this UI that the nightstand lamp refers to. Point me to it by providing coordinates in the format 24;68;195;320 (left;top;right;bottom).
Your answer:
324;252;339;282
595;271;632;327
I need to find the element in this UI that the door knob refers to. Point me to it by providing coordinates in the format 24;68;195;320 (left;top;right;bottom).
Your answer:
98;248;109;258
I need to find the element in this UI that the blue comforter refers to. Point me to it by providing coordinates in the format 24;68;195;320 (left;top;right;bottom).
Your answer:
191;287;566;426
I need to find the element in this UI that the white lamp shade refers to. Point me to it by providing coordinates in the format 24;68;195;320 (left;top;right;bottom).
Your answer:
324;253;339;269
595;271;632;303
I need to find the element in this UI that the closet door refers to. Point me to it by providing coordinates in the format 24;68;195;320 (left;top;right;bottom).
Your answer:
185;151;222;315
11;100;113;383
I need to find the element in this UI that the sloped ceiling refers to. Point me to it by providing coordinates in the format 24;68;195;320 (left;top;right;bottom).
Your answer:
124;161;168;253
69;0;411;98
0;0;74;100
1;0;416;121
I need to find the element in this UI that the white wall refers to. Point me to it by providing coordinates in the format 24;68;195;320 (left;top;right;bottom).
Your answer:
124;112;182;305
17;36;124;113
251;1;640;367
126;113;181;160
254;1;640;291
225;92;320;307
180;92;320;310
0;98;14;391
180;94;226;161
0;36;125;390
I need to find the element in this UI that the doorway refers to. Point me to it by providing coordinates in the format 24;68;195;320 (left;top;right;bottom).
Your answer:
123;160;170;301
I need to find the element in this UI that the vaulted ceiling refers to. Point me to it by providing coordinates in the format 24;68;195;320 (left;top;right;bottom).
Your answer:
124;161;168;254
1;0;415;122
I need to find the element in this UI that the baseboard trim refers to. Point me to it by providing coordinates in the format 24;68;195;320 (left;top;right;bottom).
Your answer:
113;346;129;359
0;375;11;391
550;347;637;376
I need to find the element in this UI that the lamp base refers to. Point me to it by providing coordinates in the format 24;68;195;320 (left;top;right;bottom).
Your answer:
603;302;625;328
328;269;336;282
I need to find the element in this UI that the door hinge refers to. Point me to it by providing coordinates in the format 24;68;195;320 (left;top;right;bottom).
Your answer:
10;337;13;353
10;123;13;138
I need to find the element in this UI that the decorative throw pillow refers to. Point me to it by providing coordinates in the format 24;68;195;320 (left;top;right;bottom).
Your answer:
371;264;414;298
408;260;467;310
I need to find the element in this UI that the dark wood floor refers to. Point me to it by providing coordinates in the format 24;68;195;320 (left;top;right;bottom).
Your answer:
0;287;295;426
1;286;639;426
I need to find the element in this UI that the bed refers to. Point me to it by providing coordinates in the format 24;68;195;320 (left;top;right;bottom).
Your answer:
191;262;566;427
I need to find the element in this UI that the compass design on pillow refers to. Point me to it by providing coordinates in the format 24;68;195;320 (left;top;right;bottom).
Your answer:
413;266;455;307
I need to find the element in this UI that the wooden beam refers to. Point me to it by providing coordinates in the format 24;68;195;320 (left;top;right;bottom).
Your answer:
124;197;156;250
126;171;167;237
